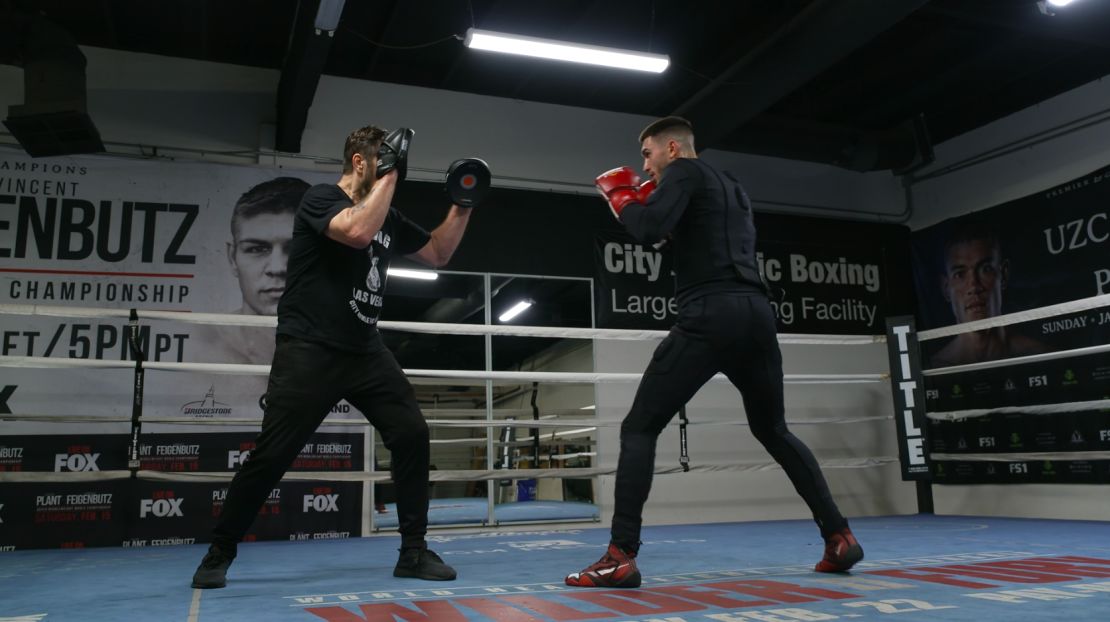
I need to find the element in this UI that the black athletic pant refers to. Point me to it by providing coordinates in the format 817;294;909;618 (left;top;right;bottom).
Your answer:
212;333;429;553
611;293;848;552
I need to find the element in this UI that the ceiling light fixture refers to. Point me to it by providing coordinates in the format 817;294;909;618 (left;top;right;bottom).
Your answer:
388;268;439;281
1047;0;1076;6
464;28;669;73
498;299;534;322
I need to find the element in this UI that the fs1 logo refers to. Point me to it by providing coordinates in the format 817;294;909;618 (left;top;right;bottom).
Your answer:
1028;375;1049;388
979;436;996;448
228;449;251;468
303;488;339;513
140;491;184;518
1009;463;1028;474
1100;430;1110;442
54;452;100;472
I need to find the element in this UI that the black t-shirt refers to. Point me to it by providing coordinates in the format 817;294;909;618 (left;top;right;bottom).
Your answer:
276;183;431;351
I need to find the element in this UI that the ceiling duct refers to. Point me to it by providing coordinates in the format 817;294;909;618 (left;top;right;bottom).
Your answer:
1;4;104;157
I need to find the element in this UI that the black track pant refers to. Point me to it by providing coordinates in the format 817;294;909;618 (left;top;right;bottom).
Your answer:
611;293;848;551
212;334;429;553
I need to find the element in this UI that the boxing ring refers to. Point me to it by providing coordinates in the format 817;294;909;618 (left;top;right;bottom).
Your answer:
2;296;1109;621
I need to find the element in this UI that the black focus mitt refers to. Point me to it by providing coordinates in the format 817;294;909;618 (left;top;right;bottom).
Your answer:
377;127;414;182
445;158;491;208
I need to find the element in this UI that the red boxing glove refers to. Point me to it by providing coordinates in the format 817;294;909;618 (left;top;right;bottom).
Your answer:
595;166;642;220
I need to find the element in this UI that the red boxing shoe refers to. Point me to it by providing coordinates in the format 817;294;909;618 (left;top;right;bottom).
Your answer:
565;543;642;588
815;528;864;573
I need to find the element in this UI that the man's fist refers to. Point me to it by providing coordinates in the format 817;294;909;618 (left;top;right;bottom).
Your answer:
377;128;413;182
595;166;654;220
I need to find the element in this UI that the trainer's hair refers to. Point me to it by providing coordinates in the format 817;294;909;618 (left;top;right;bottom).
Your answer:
342;125;388;174
231;177;310;239
639;116;696;154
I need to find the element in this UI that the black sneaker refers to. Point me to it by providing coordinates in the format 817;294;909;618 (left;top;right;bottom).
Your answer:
393;546;457;581
191;545;235;589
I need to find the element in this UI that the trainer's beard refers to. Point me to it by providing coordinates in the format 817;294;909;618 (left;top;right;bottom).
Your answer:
359;175;374;200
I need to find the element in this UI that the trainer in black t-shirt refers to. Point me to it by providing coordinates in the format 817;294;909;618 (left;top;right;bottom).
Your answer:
276;183;431;352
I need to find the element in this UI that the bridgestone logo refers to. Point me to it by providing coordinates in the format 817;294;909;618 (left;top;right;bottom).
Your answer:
182;407;231;415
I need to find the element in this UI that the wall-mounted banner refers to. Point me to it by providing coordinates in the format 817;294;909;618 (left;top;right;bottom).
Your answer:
0;147;338;421
0;479;364;551
911;163;1110;368
911;164;1110;485
593;231;676;330
594;229;898;334
0;432;365;549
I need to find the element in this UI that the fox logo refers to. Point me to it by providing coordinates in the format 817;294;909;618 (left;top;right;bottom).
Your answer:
54;453;100;472
228;450;251;468
303;494;339;513
140;498;184;518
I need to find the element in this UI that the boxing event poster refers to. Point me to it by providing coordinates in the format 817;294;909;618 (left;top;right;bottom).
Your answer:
0;146;341;422
0;147;380;548
0;430;364;550
0;478;363;551
910;163;1110;484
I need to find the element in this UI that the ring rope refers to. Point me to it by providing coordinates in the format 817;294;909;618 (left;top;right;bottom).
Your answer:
0;413;893;427
916;293;1110;341
514;451;596;463
925;398;1110;421
0;303;882;345
930;451;1110;462
0;355;887;384
0;457;900;484
923;343;1110;376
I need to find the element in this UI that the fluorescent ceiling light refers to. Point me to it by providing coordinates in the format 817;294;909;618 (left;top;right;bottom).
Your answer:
388;268;439;281
464;28;669;73
1047;0;1075;6
580;405;595;410
498;299;533;322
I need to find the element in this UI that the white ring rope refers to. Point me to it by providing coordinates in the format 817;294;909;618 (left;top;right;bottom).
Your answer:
0;355;887;385
930;451;1110;462
0;413;893;428
926;398;1110;421
516;452;597;463
416;432;599;447
916;293;1110;341
0;303;882;345
404;369;888;385
0;457;900;484
923;343;1110;377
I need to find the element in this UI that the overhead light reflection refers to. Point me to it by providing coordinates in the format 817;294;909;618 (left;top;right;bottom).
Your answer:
498;299;533;322
388;268;439;281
